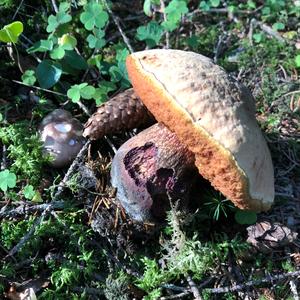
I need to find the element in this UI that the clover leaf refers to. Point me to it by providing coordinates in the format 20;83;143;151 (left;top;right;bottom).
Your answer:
295;55;300;68
162;0;188;32
46;2;72;33
80;1;109;30
23;184;35;200
136;21;163;47
27;39;54;53
58;34;77;50
87;29;106;49
0;169;17;192
0;21;23;43
67;83;96;103
50;45;65;59
21;70;36;86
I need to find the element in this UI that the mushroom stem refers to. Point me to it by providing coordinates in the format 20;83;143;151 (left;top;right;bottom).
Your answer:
111;123;197;222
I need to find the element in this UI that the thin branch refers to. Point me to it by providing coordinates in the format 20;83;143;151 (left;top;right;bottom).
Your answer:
160;0;170;49
52;140;91;200
102;0;134;53
12;0;25;20
205;270;300;294
50;0;59;13
0;201;65;219
11;79;67;97
186;275;202;300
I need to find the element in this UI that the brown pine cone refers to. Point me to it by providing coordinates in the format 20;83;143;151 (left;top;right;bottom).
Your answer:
83;89;155;140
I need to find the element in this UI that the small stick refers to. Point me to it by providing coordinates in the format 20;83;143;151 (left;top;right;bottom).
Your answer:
52;140;91;200
0;201;65;219
186;275;203;300
50;0;59;13
12;0;25;20
205;270;300;294
102;0;134;53
160;0;170;49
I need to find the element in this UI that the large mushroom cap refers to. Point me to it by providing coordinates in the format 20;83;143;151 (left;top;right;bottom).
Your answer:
126;49;274;212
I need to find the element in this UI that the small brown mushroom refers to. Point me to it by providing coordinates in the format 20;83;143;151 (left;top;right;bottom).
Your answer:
39;109;86;168
111;123;197;221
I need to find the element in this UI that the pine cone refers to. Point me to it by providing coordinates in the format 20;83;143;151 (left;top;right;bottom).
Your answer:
83;89;155;140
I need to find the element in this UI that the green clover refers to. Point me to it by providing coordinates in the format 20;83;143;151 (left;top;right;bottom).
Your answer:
21;70;36;86
0;169;17;192
0;21;23;43
67;83;96;103
87;29;106;49
136;21;164;48
162;0;188;32
80;1;109;31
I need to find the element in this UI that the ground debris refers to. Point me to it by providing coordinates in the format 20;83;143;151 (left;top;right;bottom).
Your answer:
246;221;298;253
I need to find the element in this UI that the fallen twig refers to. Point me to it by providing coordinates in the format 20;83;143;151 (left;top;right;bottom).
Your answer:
53;140;91;200
0;201;64;219
205;270;300;294
249;19;285;44
102;0;134;53
186;275;202;300
160;0;170;49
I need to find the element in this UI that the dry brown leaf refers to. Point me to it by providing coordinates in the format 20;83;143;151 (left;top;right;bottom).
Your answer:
247;221;298;253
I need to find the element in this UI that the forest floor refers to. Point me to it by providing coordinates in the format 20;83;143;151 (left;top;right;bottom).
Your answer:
0;1;300;299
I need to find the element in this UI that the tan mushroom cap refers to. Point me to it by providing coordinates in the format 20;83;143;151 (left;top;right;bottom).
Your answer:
126;49;274;212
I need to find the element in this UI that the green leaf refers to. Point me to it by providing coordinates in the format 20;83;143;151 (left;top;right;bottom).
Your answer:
109;65;123;82
93;81;116;105
0;21;23;43
80;85;95;99
46;3;72;33
36;60;62;89
21;70;36;86
27;39;53;53
63;51;88;70
272;22;285;31
199;1;210;11
162;0;188;32
46;15;59;33
56;11;72;24
210;0;220;7
67;83;95;102
88;54;102;69
32;190;42;202
0;169;17;192
295;55;300;68
58;34;77;50
234;210;257;225
143;0;152;17
50;46;65;59
67;85;82;103
136;21;163;47
253;32;264;43
247;0;256;9
87;29;106;49
80;1;109;30
23;184;35;199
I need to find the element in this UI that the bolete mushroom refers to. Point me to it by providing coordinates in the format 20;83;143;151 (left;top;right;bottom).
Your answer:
126;49;274;212
40;109;86;168
84;49;274;220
